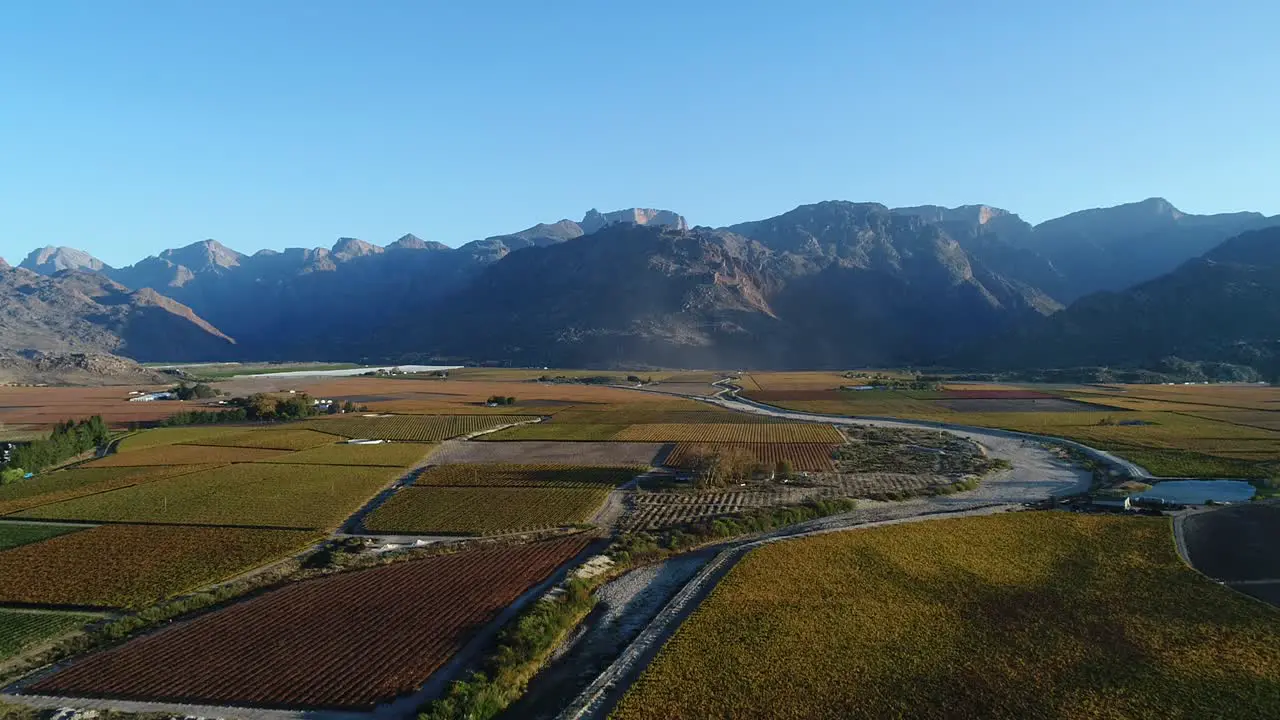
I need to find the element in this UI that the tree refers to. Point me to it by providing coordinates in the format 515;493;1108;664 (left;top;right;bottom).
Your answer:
343;400;358;413
327;401;341;415
774;459;794;479
505;396;516;406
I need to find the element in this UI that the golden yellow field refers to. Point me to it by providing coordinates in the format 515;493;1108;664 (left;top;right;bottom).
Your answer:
614;512;1280;720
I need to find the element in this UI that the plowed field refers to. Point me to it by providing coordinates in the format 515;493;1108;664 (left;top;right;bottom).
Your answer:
664;443;836;472
29;536;592;710
614;423;843;443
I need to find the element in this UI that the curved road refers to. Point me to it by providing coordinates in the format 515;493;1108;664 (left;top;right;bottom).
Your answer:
557;384;1126;719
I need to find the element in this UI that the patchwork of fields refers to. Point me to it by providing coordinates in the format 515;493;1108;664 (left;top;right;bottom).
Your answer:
1;371;1276;718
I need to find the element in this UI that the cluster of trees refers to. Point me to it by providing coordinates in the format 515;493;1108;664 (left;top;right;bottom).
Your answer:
683;446;793;488
486;395;517;406
159;394;366;427
3;416;110;475
172;383;219;400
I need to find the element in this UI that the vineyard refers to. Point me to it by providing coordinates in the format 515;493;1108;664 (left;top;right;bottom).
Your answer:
0;465;219;516
413;463;641;488
428;440;666;467
613;423;843;443
364;486;610;535
665;443;836;472
612;513;1280;719
0;609;98;659
259;442;436;467
88;444;287;467
16;463;400;529
181;428;342;450
620;487;828;531
301;414;530;441
28;536;592;710
0;525;320;608
115;427;237;453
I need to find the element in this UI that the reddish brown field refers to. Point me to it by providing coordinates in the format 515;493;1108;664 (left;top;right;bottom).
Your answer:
289;378;666;413
665;443;837;472
0;386;200;430
28;535;592;710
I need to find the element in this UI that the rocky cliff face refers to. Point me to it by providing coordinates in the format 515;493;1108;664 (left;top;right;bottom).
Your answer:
580;208;688;234
20;246;111;275
0;268;236;361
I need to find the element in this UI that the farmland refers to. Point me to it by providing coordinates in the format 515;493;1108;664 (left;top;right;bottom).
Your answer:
86;444;287;466
613;423;843;443
364;487;611;535
258;441;435;467
429;440;666;467
613;512;1280;719
300;414;529;441
28;536;592;710
0;522;85;550
0;610;99;660
0;465;219;516
665;443;836;472
16;463;400;530
0;524;320;608
114;426;237;452
179;428;341;450
413;464;641;488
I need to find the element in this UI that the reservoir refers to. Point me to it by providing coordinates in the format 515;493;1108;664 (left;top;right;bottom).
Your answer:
1131;479;1256;505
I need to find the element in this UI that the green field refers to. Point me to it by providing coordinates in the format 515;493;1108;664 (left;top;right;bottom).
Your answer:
14;464;399;530
115;426;238;452
363;486;609;535
0;522;86;550
613;512;1280;719
182;428;343;450
259;442;435;467
0;465;218;516
0;609;100;659
0;524;321;608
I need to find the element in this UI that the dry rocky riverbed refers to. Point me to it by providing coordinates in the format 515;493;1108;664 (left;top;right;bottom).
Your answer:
504;553;712;719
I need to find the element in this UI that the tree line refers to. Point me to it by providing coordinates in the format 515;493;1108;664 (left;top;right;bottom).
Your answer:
2;416;111;476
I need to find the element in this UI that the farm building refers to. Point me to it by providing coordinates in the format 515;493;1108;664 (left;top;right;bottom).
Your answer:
128;391;177;402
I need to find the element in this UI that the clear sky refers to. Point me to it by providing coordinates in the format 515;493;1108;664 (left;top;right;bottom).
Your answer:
1;0;1276;266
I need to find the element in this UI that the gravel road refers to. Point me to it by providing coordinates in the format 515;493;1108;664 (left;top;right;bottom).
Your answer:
554;387;1105;720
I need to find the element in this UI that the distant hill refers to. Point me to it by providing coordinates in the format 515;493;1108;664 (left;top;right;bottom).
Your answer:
972;226;1280;376
4;198;1278;370
0;267;236;362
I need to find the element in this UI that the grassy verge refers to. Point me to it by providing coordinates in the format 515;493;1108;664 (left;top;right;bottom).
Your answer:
419;578;598;720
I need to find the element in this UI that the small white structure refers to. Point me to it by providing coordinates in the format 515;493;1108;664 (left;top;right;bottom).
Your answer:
128;391;176;402
345;439;386;445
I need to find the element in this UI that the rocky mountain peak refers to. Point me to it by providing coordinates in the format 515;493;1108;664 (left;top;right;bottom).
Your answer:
19;246;111;275
331;237;385;261
580;208;688;235
159;239;244;271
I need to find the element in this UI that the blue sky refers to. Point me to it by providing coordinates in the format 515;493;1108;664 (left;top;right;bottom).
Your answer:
1;0;1276;266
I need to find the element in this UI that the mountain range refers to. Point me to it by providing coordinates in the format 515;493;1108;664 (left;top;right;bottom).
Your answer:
4;200;1277;373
